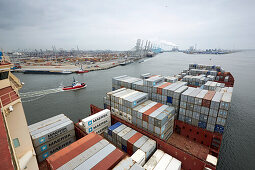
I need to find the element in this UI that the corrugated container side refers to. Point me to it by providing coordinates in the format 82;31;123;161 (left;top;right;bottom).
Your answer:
140;139;156;161
75;144;116;170
90;149;126;170
113;156;135;170
127;132;143;155
28;114;66;133
166;157;182;170
130;163;146;170
46;132;103;169
121;130;137;152
35;130;75;154
37;137;75;162
143;149;164;170
133;136;149;153
32;120;74;147
57;139;109;170
131;149;146;166
153;153;173;170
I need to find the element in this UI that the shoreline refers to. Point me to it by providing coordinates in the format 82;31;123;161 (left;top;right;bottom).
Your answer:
12;58;143;74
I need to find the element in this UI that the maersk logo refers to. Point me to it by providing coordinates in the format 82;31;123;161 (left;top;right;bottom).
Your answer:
41;145;47;151
153;82;156;86
133;101;137;106
39;137;46;144
89;127;93;132
88;120;92;126
42;152;49;159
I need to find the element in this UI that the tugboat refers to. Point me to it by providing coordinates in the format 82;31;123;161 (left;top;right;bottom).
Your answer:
62;78;87;91
76;64;89;74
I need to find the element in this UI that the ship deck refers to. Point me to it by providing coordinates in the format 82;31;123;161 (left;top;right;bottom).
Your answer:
167;133;209;161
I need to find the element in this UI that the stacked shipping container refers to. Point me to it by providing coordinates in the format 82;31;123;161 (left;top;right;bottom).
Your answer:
28;114;75;162
79;109;111;134
178;87;233;133
46;132;126;170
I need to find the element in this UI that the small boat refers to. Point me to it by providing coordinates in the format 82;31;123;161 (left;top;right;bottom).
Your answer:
63;78;87;91
76;64;89;74
76;70;89;74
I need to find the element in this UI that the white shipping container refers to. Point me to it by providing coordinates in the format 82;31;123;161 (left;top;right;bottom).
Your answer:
166;158;182;170
113;157;135;170
29;116;70;137
35;130;75;154
130;163;146;170
37;137;75;162
32;120;74;147
82;109;110;128
143;149;164;170
131;149;146;166
28;114;66;133
140;139;156;161
83;116;111;134
154;153;173;170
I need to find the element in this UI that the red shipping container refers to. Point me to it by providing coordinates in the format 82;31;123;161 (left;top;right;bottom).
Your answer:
127;132;143;155
142;103;163;122
157;82;171;95
202;91;216;108
46;132;103;170
91;149;126;170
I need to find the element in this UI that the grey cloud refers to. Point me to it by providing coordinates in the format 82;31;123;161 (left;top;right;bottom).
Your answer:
0;0;254;50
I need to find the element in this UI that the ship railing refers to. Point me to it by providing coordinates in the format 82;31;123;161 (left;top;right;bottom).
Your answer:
9;72;22;90
0;89;20;108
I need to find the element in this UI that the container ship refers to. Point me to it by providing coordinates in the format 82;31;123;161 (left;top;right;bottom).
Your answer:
0;51;234;170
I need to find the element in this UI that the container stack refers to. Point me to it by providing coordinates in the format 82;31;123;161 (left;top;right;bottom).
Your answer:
113;156;144;170
108;89;148;123
112;75;142;91
203;81;225;91
132;100;175;140
140;73;151;79
151;82;172;104
179;86;233;133
199;91;216;130
179;87;195;123
79;109;111;134
189;64;224;72
28;114;75;162
46;132;126;170
143;149;182;170
104;122;157;159
164;76;178;83
143;75;164;94
215;91;233;133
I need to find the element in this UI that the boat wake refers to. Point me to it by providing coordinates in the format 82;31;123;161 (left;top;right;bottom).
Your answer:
20;88;64;102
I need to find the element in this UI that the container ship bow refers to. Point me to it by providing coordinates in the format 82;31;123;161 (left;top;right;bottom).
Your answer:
0;53;235;170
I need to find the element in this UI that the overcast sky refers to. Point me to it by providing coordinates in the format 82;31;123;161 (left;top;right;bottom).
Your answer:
0;0;254;51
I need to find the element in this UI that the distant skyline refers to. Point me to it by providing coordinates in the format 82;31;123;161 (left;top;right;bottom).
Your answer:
0;0;254;51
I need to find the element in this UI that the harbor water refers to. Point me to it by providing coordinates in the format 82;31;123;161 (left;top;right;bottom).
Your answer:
15;51;255;169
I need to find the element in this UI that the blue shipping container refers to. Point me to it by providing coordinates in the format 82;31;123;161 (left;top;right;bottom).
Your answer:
167;96;172;104
108;122;122;136
214;124;224;134
198;121;207;129
122;144;127;152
